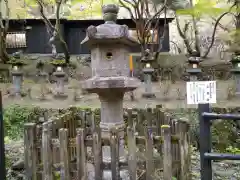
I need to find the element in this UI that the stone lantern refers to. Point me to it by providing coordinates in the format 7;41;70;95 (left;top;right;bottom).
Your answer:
81;4;140;179
37;61;48;99
37;60;48;84
11;52;24;97
186;51;202;81
141;49;156;98
53;66;67;98
11;65;23;97
230;53;240;95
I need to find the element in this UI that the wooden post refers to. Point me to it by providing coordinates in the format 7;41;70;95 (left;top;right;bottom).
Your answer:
110;128;120;180
155;108;161;135
59;128;70;180
161;125;172;180
127;108;133;129
76;128;86;180
42;122;53;180
92;127;102;180
145;108;154;180
24;123;37;180
127;127;137;180
178;120;191;180
136;109;144;136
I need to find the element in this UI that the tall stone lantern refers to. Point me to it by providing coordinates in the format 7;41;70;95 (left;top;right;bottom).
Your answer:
81;4;140;179
230;53;240;96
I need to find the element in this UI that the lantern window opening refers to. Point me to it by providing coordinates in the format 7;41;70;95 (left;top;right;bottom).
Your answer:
192;63;198;69
146;63;151;68
237;63;240;68
6;32;27;48
57;66;63;72
13;66;18;70
106;52;113;60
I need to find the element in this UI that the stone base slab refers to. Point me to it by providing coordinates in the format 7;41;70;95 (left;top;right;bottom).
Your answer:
81;76;140;93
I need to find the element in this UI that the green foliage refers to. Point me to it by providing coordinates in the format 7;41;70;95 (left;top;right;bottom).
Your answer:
8;57;28;67
3;104;47;140
36;60;45;69
4;104;33;140
16;0;116;20
50;59;66;66
226;146;240;154
176;0;226;17
167;108;240;152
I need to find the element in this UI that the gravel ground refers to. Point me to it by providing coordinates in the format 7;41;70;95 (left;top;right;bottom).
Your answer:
4;141;240;180
190;148;240;180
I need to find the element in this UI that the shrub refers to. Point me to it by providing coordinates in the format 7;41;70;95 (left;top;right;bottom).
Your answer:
4;104;33;140
167;108;240;152
3;104;49;140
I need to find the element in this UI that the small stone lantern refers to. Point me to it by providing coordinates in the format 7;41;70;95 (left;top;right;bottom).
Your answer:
37;61;48;100
53;66;67;99
10;52;24;97
141;49;156;98
11;65;23;97
81;4;140;179
230;53;240;95
186;51;202;81
37;60;48;84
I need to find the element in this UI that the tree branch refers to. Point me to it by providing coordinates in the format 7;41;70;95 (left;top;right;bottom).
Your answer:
202;8;234;58
55;0;70;63
3;0;9;31
175;15;193;54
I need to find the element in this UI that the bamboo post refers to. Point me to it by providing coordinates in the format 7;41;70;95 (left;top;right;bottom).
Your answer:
24;123;37;180
42;122;53;180
76;128;86;180
161;125;172;180
127;126;137;180
110;128;120;180
59;128;70;180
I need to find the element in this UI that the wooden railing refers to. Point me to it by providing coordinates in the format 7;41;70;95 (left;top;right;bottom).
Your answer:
24;105;191;180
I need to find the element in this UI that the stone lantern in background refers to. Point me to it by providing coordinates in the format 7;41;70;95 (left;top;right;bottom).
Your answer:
36;60;49;99
53;66;67;99
186;51;202;81
81;4;140;179
230;53;240;96
10;51;25;97
141;49;156;98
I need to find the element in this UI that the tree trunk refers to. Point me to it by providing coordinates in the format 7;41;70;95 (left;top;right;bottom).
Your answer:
60;39;70;64
0;28;9;64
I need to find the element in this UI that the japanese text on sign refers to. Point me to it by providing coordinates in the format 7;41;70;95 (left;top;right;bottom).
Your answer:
186;81;216;105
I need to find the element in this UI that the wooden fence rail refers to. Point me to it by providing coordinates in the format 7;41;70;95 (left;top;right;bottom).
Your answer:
24;105;191;180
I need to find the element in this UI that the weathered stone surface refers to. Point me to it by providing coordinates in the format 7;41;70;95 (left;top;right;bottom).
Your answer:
81;4;140;180
81;76;140;92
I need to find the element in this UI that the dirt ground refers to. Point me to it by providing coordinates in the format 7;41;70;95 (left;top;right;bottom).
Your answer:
1;80;239;109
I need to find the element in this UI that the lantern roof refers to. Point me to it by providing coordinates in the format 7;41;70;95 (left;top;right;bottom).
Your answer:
81;4;138;47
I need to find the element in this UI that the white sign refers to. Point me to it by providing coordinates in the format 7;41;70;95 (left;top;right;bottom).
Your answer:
186;81;216;104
